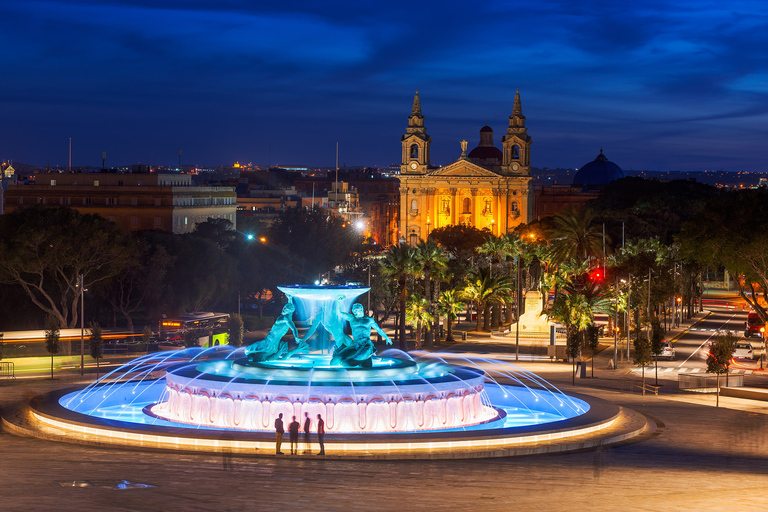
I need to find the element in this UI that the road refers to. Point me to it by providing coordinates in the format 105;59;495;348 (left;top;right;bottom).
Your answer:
629;296;768;383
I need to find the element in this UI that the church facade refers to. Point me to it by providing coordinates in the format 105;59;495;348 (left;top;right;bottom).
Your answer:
398;91;534;245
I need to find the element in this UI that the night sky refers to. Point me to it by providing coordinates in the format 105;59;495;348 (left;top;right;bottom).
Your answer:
2;1;767;171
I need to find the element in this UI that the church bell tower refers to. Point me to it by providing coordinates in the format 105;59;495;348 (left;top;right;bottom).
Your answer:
401;91;431;174
502;90;532;175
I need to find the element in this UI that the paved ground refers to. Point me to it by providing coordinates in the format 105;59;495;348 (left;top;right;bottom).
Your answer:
2;359;768;512
2;300;768;511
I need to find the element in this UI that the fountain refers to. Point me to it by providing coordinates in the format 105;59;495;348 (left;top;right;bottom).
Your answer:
3;285;650;458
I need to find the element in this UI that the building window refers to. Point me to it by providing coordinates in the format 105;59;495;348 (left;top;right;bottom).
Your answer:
107;197;116;205
154;217;161;226
118;180;124;186
510;201;519;212
17;197;22;204
50;180;56;186
441;198;450;215
511;145;520;160
483;199;492;215
410;199;418;212
410;144;419;159
93;180;99;186
130;216;138;226
84;197;92;205
155;198;161;206
184;217;188;225
462;197;471;214
37;197;43;204
131;198;138;206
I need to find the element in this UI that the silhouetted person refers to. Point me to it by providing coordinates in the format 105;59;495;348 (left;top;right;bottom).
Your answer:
303;412;311;454
289;415;300;455
274;413;284;455
317;414;325;456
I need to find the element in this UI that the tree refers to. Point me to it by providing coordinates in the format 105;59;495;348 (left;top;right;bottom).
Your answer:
650;317;664;386
265;208;360;283
633;333;653;395
462;267;512;332
89;321;104;379
415;240;448;348
381;244;418;351
429;224;489;259
97;239;172;330
44;313;60;379
405;294;434;350
0;207;134;329
550;292;592;384
548;207;605;265
679;188;768;329
706;331;738;407
182;328;202;348
228;314;244;347
438;290;464;343
142;325;153;351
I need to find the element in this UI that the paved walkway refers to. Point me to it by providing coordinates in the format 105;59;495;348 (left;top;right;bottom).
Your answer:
2;304;768;511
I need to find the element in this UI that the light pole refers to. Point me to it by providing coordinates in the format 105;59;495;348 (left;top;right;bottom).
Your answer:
627;273;632;361
613;274;618;369
367;263;372;315
78;274;84;375
515;255;521;362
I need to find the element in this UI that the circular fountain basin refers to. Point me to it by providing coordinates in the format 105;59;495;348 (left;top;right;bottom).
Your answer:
150;354;498;433
4;347;649;459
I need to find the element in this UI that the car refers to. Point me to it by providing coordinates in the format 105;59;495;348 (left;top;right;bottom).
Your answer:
656;340;675;360
733;341;756;360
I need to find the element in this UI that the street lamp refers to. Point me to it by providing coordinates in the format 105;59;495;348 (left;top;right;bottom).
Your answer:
76;274;85;375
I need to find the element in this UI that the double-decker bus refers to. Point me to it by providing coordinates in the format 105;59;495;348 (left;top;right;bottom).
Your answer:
159;312;230;348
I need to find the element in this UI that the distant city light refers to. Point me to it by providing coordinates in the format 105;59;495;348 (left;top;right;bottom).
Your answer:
355;220;365;231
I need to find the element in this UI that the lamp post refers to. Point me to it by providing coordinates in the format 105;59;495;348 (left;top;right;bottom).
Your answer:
627;273;632;361
614;274;618;369
515;255;521;362
78;274;84;375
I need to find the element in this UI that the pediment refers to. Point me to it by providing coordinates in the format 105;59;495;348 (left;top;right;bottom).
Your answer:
427;160;500;178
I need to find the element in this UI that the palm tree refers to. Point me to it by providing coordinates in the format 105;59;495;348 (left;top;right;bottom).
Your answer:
381;243;418;351
405;294;434;350
548;207;605;265
439;290;464;343
479;236;513;328
461;268;512;332
550;291;593;384
415;240;448;348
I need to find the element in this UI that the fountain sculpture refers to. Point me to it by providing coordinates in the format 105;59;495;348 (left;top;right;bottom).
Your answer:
5;285;645;458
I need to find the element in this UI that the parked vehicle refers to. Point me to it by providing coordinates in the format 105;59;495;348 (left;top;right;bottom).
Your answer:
733;341;756;360
744;312;764;338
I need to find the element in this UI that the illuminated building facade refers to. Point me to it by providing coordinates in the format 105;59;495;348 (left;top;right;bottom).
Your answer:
3;172;237;234
398;91;534;245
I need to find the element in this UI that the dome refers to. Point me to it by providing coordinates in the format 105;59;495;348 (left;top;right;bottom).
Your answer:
572;150;624;186
468;146;503;160
468;125;503;162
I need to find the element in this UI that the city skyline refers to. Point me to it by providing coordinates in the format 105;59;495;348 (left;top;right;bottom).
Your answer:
2;1;767;171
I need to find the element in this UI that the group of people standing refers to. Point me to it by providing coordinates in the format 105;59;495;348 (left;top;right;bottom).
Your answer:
274;412;325;456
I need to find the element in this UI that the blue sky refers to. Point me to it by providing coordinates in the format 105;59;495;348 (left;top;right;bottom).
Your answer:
2;0;767;171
